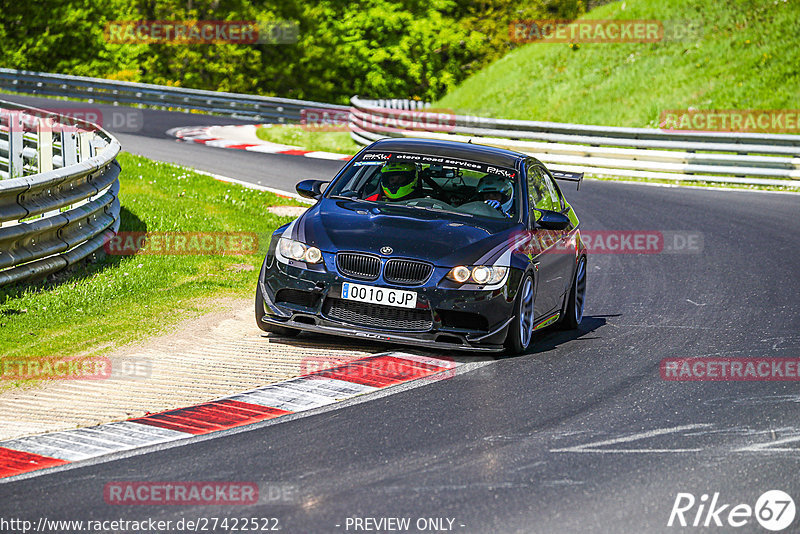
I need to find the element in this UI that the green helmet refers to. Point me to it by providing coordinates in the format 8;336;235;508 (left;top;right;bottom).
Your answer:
380;162;418;200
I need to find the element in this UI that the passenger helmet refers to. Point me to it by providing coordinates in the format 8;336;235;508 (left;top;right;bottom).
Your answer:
477;174;514;214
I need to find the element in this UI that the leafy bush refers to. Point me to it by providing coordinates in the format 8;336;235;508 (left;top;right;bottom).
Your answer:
0;0;585;103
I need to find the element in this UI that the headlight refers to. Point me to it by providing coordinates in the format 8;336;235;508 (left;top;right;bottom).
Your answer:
487;266;508;284
304;246;322;263
471;266;492;284
447;265;471;283
278;237;323;264
447;265;508;285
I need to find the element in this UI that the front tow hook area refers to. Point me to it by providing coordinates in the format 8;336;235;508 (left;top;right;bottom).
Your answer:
312;281;327;294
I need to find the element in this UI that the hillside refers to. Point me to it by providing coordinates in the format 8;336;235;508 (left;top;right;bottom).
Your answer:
437;0;800;128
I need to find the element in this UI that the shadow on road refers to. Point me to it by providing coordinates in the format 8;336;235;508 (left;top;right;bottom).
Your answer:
260;314;617;366
522;314;614;356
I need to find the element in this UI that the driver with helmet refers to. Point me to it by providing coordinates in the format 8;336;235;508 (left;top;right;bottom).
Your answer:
477;174;514;217
366;162;420;202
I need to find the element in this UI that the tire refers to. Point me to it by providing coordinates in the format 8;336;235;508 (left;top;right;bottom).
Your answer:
255;285;300;337
504;272;535;354
561;256;587;330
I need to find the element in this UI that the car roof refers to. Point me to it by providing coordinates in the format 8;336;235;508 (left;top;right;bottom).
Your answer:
368;138;529;169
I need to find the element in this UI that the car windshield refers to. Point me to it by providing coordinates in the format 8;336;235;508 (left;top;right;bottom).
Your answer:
326;151;520;220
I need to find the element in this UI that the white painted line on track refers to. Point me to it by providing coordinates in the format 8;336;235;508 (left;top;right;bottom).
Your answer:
736;433;800;452
550;423;713;454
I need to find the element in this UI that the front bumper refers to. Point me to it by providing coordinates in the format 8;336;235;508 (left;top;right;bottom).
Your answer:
257;252;519;353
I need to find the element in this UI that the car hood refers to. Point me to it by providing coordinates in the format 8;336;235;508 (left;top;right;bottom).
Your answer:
289;199;522;266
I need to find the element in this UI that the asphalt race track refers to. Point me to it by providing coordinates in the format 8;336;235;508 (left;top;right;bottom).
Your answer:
2;94;800;533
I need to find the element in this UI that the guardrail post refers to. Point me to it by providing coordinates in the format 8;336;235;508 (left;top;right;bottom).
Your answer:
88;133;98;159
62;129;78;167
37;117;53;173
79;131;91;163
9;111;24;178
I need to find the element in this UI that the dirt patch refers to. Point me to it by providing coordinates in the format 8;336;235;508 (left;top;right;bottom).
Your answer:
0;296;387;441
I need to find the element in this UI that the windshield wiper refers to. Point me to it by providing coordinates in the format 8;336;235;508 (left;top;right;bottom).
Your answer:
329;196;476;219
329;194;370;202
399;204;476;218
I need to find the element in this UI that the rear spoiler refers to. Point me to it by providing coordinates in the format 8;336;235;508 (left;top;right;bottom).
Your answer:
551;170;584;190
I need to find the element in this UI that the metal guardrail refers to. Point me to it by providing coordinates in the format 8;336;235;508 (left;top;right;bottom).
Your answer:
5;69;797;188
349;97;800;188
2;69;797;189
0;99;121;286
0;69;348;123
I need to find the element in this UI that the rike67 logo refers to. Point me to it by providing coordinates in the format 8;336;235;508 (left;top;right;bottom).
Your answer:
668;490;796;531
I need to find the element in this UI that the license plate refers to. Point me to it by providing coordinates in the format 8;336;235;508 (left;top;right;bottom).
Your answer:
341;282;417;309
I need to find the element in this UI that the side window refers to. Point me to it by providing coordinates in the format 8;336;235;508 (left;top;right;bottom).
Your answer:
361;167;383;199
526;162;543;208
550;176;566;211
538;167;562;211
526;162;555;212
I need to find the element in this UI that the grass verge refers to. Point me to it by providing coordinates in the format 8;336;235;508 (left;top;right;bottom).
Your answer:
256;124;360;155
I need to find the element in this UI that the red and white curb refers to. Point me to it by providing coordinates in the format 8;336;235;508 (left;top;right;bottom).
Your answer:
0;352;459;481
167;124;352;161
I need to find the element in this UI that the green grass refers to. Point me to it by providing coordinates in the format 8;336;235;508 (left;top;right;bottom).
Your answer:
256;124;360;154
0;153;304;370
438;0;800;128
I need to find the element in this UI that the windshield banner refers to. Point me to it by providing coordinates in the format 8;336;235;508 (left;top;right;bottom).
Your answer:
357;151;517;179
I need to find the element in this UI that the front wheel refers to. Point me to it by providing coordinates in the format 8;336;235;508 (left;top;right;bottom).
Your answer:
255;286;300;337
504;273;535;354
561;256;586;330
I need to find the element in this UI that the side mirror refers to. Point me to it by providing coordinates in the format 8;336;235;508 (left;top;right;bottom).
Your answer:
532;209;570;230
296;179;328;200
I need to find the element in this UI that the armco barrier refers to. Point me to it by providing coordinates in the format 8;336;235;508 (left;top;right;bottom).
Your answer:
0;99;121;286
3;69;797;187
349;97;800;188
0;69;347;123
